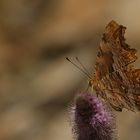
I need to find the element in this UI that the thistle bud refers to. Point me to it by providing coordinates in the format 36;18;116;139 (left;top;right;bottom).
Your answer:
70;92;116;140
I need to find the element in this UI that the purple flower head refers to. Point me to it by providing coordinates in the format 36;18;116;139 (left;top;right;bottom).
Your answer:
70;92;116;140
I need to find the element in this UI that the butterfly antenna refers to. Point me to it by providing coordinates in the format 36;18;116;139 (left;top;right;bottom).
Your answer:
66;57;92;79
75;57;92;77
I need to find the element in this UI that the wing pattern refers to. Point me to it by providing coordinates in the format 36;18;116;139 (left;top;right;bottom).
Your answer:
91;21;140;111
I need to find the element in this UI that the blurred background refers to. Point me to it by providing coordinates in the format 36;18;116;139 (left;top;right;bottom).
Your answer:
0;0;140;140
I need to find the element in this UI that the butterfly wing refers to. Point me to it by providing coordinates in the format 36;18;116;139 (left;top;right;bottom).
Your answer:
92;21;140;111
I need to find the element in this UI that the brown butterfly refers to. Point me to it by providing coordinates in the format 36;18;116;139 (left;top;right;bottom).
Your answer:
89;20;140;112
67;20;140;112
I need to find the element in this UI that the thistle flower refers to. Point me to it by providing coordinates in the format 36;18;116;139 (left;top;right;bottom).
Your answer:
70;92;116;140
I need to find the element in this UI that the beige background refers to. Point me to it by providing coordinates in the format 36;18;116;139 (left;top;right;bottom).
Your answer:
0;0;139;140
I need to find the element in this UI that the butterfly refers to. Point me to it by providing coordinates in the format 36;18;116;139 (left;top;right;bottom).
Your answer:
89;20;140;112
67;20;140;112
